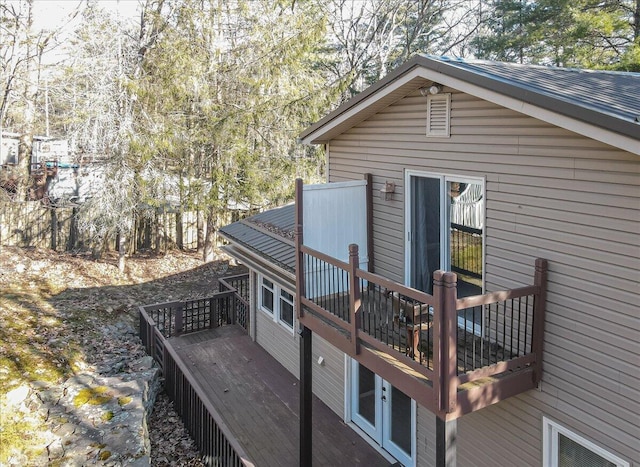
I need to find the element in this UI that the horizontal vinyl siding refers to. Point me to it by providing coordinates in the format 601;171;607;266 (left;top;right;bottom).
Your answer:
311;335;345;418
253;278;345;418
327;88;640;465
416;406;437;467
256;309;299;376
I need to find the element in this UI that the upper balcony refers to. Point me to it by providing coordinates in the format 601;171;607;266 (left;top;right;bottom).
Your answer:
294;178;547;420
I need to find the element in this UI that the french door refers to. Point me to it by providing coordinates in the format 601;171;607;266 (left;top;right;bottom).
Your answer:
350;361;415;466
404;171;485;332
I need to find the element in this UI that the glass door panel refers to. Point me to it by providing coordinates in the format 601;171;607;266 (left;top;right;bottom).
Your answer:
406;172;485;334
409;175;441;294
351;361;414;466
447;180;484;333
357;365;376;426
382;383;413;466
351;362;381;442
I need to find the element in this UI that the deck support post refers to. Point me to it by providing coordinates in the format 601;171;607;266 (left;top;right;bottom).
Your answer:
436;416;457;467
531;258;548;384
299;325;313;466
295;178;305;319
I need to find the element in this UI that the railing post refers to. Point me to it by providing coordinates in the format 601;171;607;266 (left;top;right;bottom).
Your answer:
175;303;184;335
295;178;305;319
433;270;458;414
348;243;361;356
364;173;374;274
531;258;548;384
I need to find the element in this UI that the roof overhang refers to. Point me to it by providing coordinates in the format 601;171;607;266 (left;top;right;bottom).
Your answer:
300;55;640;156
220;242;295;291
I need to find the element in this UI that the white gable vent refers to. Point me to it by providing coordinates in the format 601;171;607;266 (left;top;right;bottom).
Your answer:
426;93;451;137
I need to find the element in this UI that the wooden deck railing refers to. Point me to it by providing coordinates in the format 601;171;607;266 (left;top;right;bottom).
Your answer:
296;241;547;417
138;273;253;467
162;342;254;466
139;273;250;346
219;274;250;331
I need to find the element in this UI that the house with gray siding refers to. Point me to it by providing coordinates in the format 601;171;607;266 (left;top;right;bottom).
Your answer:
220;55;639;466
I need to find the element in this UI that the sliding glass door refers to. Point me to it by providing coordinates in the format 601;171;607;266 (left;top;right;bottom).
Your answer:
405;171;485;331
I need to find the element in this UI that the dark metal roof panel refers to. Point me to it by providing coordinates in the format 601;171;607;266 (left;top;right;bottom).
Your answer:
431;57;640;127
251;204;295;232
219;205;295;273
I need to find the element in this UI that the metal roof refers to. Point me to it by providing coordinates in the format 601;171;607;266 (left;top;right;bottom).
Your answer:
300;55;640;147
219;204;295;273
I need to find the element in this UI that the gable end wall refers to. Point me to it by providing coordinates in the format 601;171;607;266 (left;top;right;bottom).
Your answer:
326;88;640;466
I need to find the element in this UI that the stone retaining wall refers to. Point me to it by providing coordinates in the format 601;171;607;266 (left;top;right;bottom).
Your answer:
1;320;161;466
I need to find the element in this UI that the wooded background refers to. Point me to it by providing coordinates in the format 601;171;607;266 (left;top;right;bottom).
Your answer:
1;0;638;265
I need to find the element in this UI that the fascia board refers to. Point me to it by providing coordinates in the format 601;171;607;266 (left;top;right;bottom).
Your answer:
301;58;639;155
299;66;427;145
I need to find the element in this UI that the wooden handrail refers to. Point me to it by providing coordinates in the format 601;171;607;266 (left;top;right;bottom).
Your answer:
356;268;436;306
455;285;537;309
299;244;351;271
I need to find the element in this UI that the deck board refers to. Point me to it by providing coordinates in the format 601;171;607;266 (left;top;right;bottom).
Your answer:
169;326;390;466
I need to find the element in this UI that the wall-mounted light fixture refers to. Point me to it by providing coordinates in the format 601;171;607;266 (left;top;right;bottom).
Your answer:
420;83;443;96
380;181;395;201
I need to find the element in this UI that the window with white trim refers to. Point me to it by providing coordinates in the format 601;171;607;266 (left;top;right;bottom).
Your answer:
279;289;294;328
260;277;275;314
258;275;294;330
543;417;629;467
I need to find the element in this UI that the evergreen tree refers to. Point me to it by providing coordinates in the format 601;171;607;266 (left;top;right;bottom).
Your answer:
472;0;639;69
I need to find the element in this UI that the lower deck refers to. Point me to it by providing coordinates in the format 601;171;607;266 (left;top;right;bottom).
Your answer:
168;325;390;466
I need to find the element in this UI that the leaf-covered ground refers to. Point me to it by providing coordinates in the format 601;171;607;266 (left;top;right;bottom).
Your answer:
0;246;244;465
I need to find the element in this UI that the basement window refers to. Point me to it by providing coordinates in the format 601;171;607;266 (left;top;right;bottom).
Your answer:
426;93;451;138
543;417;629;467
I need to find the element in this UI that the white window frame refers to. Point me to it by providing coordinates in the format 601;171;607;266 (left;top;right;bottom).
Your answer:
543;417;629;467
404;169;486;335
278;288;295;329
259;276;275;315
258;274;295;332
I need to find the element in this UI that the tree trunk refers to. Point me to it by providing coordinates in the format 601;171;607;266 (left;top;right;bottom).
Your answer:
118;229;126;273
176;210;183;250
50;208;57;250
154;210;160;252
197;208;205;254
203;205;216;262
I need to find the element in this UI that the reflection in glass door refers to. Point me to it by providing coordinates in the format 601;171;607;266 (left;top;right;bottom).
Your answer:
350;361;414;466
405;171;485;333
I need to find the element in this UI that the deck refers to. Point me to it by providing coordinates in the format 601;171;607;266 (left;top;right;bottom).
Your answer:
167;325;390;466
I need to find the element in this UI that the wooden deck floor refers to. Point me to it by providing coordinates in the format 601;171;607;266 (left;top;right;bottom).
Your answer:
168;326;390;467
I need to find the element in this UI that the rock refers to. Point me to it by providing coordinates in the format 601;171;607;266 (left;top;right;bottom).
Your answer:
5;385;29;406
12;321;162;467
129;356;154;372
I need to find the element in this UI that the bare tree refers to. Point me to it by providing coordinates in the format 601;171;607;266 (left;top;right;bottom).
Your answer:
1;0;78;198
